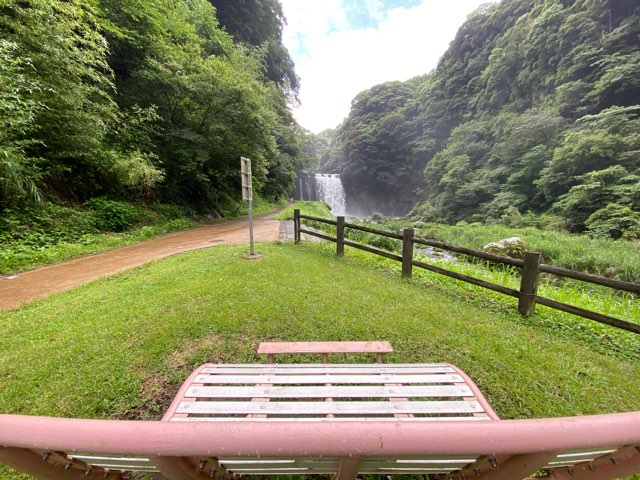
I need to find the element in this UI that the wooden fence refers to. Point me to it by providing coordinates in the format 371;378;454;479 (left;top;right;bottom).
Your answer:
293;209;640;335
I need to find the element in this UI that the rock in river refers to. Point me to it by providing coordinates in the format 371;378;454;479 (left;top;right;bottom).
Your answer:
482;236;525;259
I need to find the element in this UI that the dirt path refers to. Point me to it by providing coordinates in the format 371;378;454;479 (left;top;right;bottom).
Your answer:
0;212;283;311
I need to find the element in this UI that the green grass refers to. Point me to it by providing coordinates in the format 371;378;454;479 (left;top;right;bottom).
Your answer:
1;243;638;416
408;254;640;360
272;200;333;221
290;210;640;282
1;241;639;478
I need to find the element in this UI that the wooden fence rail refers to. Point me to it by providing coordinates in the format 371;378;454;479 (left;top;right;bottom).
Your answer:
293;209;640;335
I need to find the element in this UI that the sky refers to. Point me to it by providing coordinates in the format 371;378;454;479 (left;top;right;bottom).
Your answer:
280;0;497;133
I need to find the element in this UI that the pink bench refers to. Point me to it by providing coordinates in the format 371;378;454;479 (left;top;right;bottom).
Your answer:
0;341;639;480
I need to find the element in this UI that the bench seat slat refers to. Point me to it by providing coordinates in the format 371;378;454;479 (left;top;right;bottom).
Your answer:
201;366;455;374
220;456;475;462
202;363;452;368
71;455;154;466
555;449;617;459
194;374;463;384
358;461;474;469
176;400;483;415
170;415;490;422
362;467;457;473
225;461;339;468
83;465;159;472
228;468;332;474
218;457;340;465
186;385;473;398
226;470;459;475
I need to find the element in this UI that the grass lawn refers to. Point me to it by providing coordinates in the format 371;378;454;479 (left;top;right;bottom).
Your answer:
1;241;639;478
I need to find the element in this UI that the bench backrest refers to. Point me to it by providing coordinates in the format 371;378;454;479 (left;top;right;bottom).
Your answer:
257;341;394;363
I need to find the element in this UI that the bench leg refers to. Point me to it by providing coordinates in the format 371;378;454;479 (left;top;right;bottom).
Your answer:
475;452;557;480
0;447;119;479
334;457;361;480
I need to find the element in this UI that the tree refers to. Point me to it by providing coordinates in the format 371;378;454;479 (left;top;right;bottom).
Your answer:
0;0;164;204
336;81;419;214
98;0;299;211
538;106;640;201
0;40;42;207
208;0;299;97
330;0;640;232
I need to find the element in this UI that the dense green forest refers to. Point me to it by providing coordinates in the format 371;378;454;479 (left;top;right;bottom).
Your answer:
3;0;639;244
312;0;640;239
0;0;302;215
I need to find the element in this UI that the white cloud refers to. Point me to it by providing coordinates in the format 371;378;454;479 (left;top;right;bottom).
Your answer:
281;0;496;133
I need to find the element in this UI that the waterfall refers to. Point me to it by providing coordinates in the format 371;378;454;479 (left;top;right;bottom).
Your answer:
314;173;346;217
294;171;347;216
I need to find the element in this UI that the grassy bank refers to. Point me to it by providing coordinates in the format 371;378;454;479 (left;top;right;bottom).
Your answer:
278;203;640;283
413;222;640;283
0;196;282;274
272;200;333;220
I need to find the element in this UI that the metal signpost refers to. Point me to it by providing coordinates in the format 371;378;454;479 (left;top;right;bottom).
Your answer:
240;156;255;256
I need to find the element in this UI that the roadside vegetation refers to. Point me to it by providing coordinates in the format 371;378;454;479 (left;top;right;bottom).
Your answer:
0;0;305;278
0;0;302;217
0;196;282;274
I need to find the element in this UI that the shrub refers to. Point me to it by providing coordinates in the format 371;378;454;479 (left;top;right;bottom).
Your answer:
585;203;640;239
0;203;96;245
150;203;192;220
87;198;137;232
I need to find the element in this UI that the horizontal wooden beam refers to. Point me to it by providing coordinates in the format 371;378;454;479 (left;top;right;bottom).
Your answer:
535;296;640;334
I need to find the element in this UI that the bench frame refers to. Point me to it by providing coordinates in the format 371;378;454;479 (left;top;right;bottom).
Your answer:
0;341;639;480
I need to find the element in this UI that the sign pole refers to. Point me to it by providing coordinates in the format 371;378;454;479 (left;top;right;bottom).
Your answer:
248;196;254;255
241;156;257;258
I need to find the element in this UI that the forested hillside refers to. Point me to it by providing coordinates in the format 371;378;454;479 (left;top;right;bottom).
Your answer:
0;0;301;214
314;0;640;239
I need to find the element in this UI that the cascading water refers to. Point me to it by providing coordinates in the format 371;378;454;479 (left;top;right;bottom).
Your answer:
314;174;346;216
294;172;347;216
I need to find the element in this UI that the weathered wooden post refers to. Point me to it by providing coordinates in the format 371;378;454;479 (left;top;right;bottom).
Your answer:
293;208;301;244
518;251;541;315
402;228;414;279
336;216;345;256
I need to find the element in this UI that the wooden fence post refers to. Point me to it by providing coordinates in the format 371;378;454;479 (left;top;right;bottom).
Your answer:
402;228;414;279
518;251;541;316
294;209;301;244
336;216;345;256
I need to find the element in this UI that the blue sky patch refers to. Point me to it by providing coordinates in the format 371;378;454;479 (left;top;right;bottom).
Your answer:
335;0;423;31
